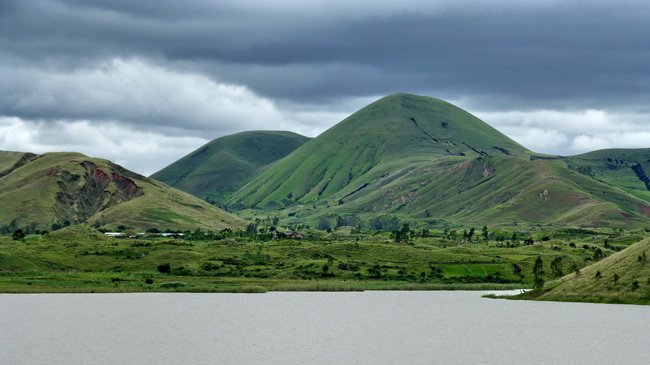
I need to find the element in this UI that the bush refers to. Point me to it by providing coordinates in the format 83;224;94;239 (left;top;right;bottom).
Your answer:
12;229;26;241
157;263;171;274
172;265;193;276
159;281;185;289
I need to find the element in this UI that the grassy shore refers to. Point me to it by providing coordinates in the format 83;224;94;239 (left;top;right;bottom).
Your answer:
0;225;642;294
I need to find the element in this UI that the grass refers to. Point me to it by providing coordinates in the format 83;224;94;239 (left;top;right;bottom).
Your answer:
0;224;634;294
151;131;310;205
222;93;650;229
0;152;245;233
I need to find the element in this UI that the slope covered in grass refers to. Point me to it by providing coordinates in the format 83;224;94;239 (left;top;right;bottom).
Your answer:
225;93;650;227
566;148;650;203
0;150;37;177
228;93;530;209
0;152;244;232
537;238;650;304
151;131;310;205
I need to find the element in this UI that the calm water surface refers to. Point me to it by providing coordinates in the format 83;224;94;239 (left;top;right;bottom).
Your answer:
1;290;649;365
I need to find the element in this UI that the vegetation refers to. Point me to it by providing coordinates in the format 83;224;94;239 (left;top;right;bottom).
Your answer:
0;151;244;233
220;94;650;229
3;93;650;303
0;223;636;293
516;237;650;304
151;131;310;206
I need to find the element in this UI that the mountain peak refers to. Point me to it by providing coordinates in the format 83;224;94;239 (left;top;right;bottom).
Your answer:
228;93;530;209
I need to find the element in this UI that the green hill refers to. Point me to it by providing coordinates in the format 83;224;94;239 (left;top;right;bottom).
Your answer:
151;131;310;205
566;149;650;203
0;151;244;233
536;238;650;304
228;94;529;207
226;93;650;227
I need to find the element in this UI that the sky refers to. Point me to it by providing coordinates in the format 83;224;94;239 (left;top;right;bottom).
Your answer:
1;0;650;175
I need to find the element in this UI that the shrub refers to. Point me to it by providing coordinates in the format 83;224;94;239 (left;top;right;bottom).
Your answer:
172;265;193;276
157;263;172;274
159;281;185;289
12;229;26;241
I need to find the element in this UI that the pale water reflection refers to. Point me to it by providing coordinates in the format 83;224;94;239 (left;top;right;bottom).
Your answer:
1;291;649;365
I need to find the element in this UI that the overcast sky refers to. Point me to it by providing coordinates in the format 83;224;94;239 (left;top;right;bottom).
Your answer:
1;0;650;175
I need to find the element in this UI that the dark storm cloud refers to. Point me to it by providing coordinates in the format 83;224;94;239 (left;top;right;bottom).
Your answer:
2;0;650;173
2;0;649;111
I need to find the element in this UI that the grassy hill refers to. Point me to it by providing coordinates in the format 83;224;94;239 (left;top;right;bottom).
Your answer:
0;151;244;232
0;150;37;177
228;94;529;207
535;238;650;304
225;93;650;228
151;131;310;205
566;149;650;203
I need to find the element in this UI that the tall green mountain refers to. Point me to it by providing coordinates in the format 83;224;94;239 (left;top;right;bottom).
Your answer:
0;151;244;232
151;131;310;205
226;93;650;227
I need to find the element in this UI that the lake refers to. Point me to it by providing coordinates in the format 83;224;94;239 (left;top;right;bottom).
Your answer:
1;291;649;364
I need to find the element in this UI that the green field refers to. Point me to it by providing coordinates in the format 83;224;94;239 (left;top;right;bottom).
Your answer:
1;224;639;293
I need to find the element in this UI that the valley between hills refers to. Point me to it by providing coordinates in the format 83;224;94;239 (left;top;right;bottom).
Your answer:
1;93;649;304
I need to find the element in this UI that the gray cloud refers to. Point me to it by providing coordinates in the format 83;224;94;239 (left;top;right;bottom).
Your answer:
1;0;650;173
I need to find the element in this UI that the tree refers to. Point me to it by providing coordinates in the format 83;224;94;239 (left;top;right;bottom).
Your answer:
482;226;489;241
550;256;563;278
593;248;604;261
468;228;475;242
12;229;26;241
533;256;545;289
317;217;332;231
393;223;411;243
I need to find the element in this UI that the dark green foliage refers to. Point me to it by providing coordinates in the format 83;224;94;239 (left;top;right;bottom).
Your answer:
593;248;605;261
369;215;400;231
246;223;258;234
157;263;171;275
550;256;564;278
367;264;383;279
393;223;412;243
533;256;545;289
12;229;25;241
317;217;332;231
482;226;489;241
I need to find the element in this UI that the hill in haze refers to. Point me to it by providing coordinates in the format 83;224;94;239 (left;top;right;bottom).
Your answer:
222;93;650;227
151;131;310;206
0;151;244;233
